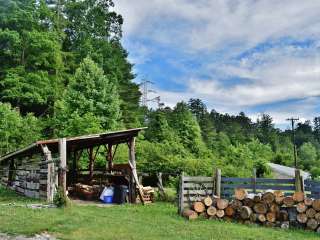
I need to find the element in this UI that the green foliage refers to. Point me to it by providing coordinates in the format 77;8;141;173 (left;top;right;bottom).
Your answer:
299;142;318;170
0;103;41;155
54;57;120;136
53;187;69;208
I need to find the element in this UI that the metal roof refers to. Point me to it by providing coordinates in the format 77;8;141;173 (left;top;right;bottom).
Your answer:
0;127;146;163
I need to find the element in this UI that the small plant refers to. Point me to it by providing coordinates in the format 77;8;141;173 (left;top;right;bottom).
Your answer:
53;187;69;208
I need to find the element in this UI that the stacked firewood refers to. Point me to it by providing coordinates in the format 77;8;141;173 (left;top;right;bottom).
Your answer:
182;188;320;233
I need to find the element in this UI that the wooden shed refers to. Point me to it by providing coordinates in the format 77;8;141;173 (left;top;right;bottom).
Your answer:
0;128;147;203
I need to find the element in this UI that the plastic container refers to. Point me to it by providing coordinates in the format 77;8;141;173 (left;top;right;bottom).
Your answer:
103;195;113;203
100;186;114;204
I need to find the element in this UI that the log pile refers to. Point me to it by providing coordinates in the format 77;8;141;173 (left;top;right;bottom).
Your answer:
181;188;320;233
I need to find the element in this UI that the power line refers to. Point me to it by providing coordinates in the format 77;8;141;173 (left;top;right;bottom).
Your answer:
286;117;299;168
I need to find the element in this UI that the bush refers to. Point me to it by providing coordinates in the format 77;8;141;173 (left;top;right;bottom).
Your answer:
53;187;69;208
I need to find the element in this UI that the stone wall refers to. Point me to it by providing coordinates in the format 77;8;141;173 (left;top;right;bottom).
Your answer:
0;154;56;200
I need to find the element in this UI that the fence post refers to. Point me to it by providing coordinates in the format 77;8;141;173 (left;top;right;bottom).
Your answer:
178;172;184;214
295;169;303;192
215;169;221;198
252;168;257;194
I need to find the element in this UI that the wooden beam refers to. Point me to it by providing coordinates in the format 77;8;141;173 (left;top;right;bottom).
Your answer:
88;147;94;182
59;138;67;196
128;137;145;204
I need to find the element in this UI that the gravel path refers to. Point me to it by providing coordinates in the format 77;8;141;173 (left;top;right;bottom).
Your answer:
0;233;56;240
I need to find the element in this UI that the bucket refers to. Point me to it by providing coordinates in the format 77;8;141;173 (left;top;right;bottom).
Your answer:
103;195;113;204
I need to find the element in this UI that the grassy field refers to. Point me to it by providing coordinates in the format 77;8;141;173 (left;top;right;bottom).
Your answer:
0;186;319;240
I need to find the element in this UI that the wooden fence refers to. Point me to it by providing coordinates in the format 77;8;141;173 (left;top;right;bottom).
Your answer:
305;179;320;199
178;168;319;214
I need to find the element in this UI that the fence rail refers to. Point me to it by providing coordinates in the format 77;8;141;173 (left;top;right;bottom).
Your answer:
178;168;320;214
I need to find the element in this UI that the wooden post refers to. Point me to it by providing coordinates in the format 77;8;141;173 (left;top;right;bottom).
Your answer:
59;138;67;196
215;169;221;198
179;172;185;214
72;150;77;184
128;137;144;204
41;145;55;202
252;168;257;194
88;147;94;181
295;169;303;192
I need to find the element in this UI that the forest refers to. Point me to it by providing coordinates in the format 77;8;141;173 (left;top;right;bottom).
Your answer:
1;0;320;182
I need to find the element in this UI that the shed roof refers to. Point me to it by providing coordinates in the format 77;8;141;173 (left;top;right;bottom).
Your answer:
0;127;146;163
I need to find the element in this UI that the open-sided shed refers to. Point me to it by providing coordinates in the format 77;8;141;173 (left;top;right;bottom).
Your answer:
0;128;146;203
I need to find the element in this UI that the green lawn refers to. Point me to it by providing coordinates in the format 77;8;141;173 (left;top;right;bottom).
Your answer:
0;186;319;240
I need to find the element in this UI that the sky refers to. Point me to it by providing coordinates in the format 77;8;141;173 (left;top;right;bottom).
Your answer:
114;0;320;129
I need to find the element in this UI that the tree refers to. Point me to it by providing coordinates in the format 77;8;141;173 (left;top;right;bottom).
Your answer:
0;103;41;155
299;142;317;170
54;57;120;136
0;0;63;116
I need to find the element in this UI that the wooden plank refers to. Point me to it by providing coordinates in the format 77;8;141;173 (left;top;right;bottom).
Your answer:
256;178;295;184
183;189;213;195
183;176;213;182
183;182;213;188
222;177;252;182
222;184;253;189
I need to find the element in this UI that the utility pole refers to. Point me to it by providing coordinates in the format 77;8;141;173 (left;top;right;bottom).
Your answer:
286;117;299;168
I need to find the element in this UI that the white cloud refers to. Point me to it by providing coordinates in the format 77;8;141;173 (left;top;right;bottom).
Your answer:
115;0;320;52
114;0;320;124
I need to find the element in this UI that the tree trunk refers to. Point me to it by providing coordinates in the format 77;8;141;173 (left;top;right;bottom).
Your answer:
216;209;225;218
156;172;166;199
253;203;268;214
203;196;213;207
262;191;275;204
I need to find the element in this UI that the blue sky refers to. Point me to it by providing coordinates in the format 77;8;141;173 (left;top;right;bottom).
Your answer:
114;1;320;128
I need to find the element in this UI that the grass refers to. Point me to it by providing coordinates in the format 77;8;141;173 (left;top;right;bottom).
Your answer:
0;186;319;240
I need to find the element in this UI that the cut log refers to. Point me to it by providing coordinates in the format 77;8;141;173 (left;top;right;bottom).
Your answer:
182;209;198;220
253;193;262;203
217;199;229;210
280;221;290;229
278;210;289;221
312;199;320;211
269;203;279;213
306;208;316;218
225;206;235;217
231;199;243;209
253;202;268;214
240;206;252;219
315;212;320;221
283;196;295;207
234;188;247;201
292;192;304;202
243;198;254;208
296;202;307;213
192;201;205;213
203;196;213;207
307;218;319;230
206;206;217;216
273;190;284;198
257;214;266;223
216;209;225;218
250;213;258;222
262;192;275;204
304;197;313;206
275;196;284;205
266;212;276;223
297;213;308;224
